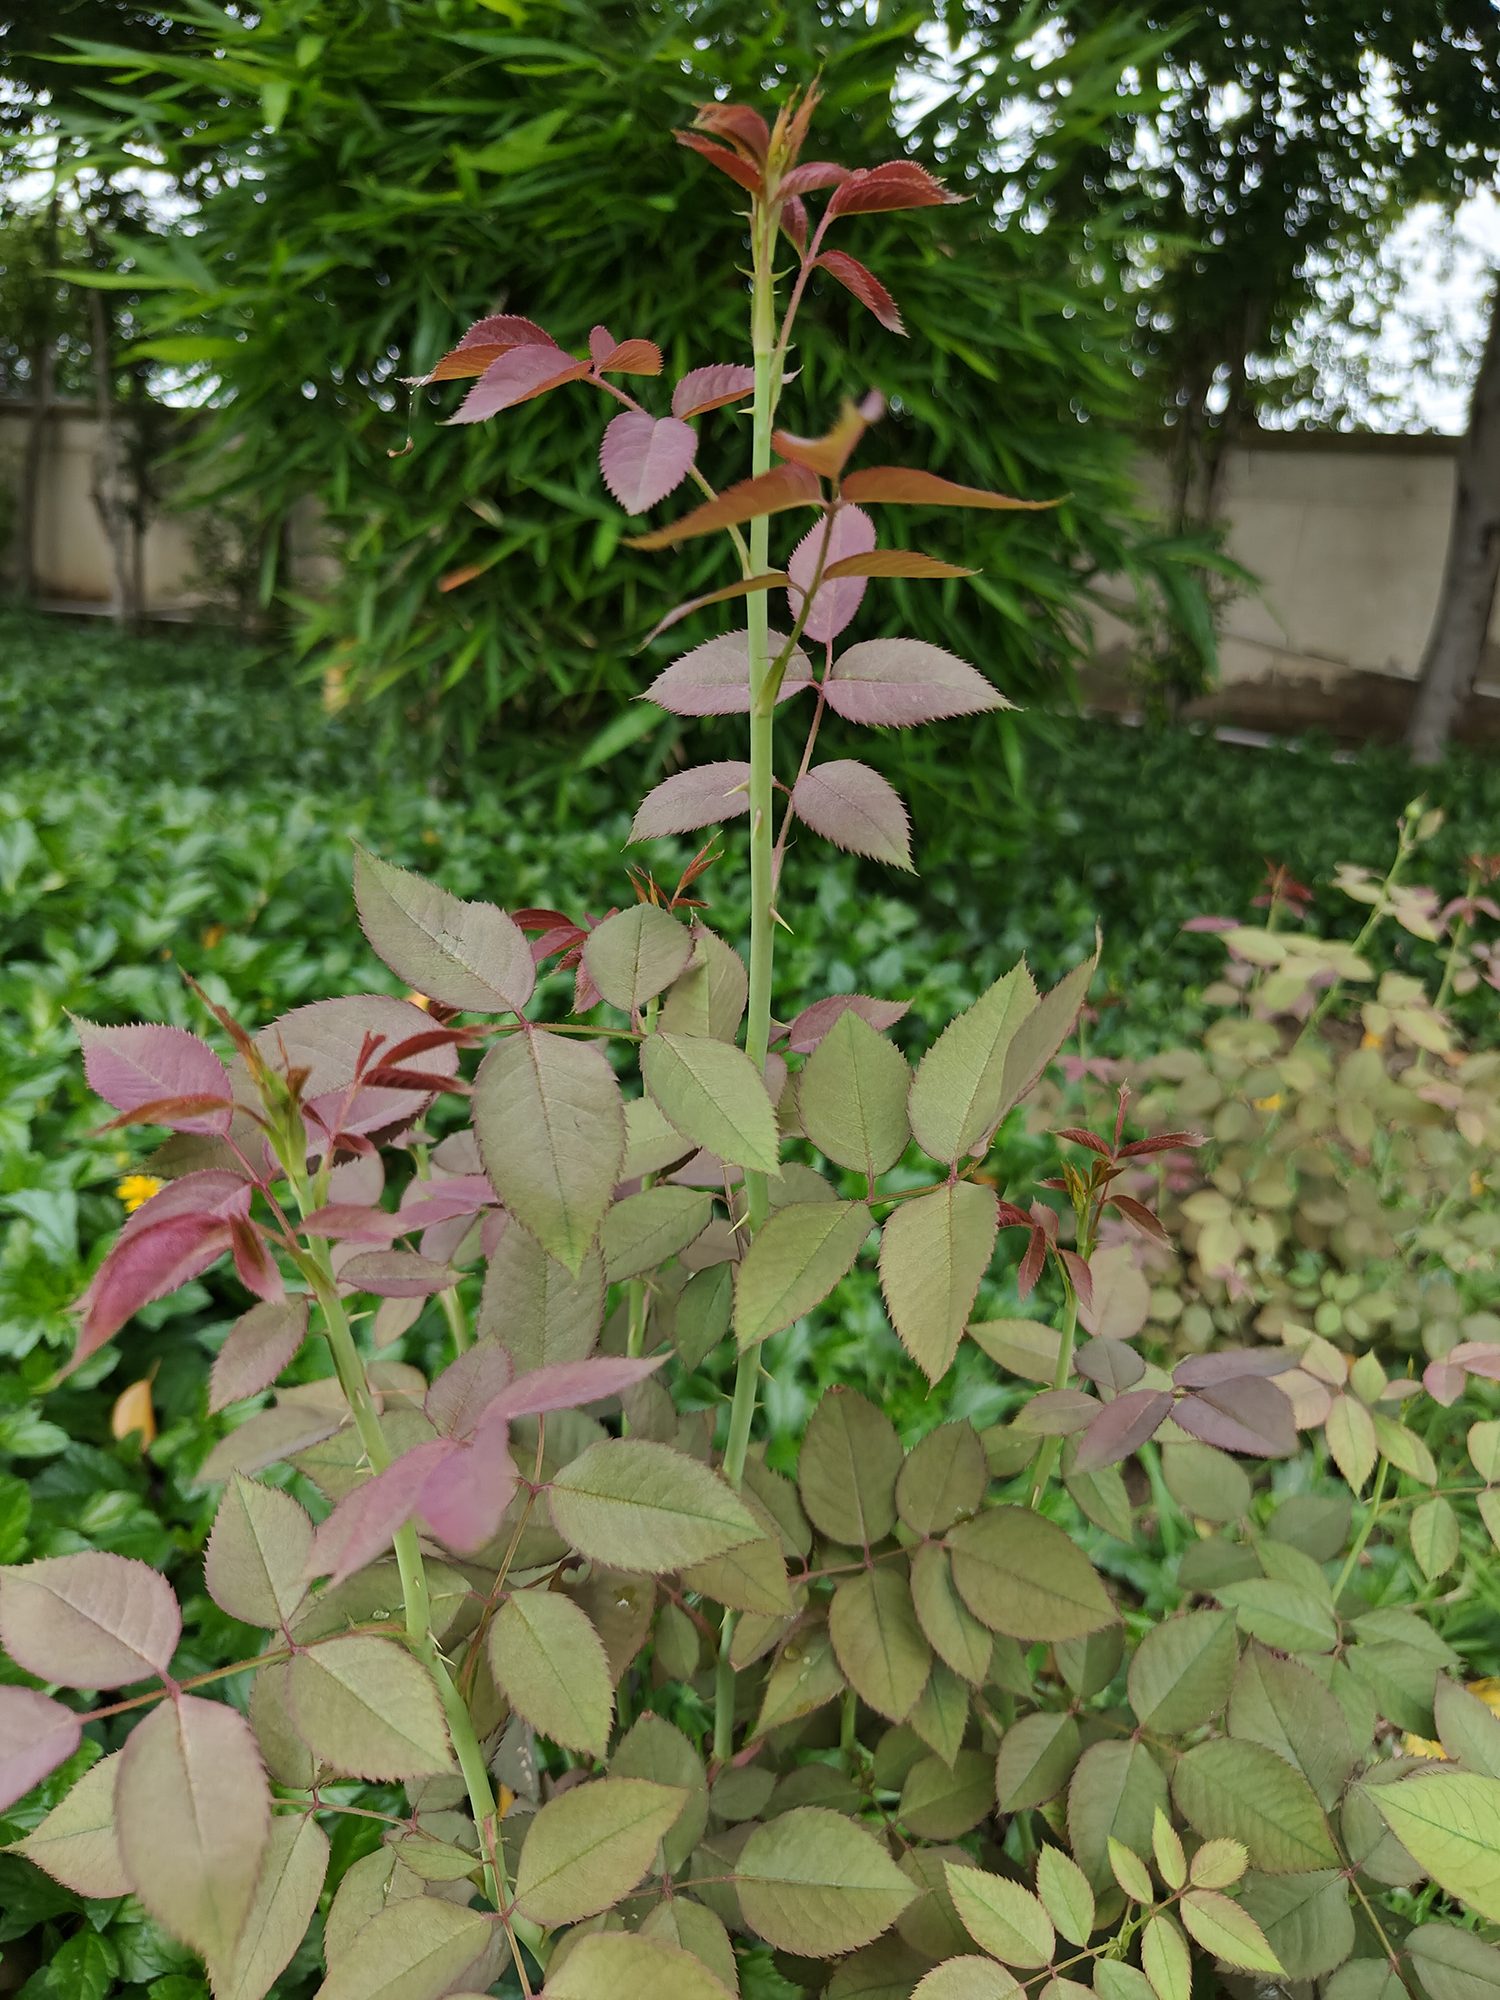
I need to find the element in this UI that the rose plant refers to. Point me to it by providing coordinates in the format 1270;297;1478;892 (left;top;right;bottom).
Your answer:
3;91;1500;2000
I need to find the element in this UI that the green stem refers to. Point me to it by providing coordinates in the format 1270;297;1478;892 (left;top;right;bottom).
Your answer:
1025;1291;1079;1509
438;1285;469;1354
713;1618;738;1767
1334;1456;1389;1603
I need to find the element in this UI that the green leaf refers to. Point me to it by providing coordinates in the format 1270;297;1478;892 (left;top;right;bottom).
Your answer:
609;1714;708;1874
944;1863;1053;1967
286;1635;456;1779
1062;1451;1135;1544
1436;1676;1500;1780
640;1032;780;1173
637;1900;738;1993
601;1186;714;1283
548;1439;759;1572
754;1620;846;1734
658;926;748;1043
910;1543;993;1684
908;963;1037;1164
946;1505;1118;1641
544;1930;735;2000
681;1489;794;1616
115;1695;271;1968
1178;1887;1282;1974
798;1386;903;1548
913;1961;1023;2000
897;1423;988;1538
314;1896;494;2000
1126;1610;1238;1732
1373;1414;1437;1485
623;1094;695;1179
14;1747;129;1898
1407;1921;1500;2000
1411;1496;1462;1581
829;1569;933;1723
900;1749;994;1839
1066;1741;1168;1892
1107;1837;1154;1903
1036;1846;1095;1947
1215;1578;1338;1655
797;1009;912;1181
352;846;533;1013
743;1455;812;1558
213;1812;329;2000
674;1261;735;1370
204;1473;312;1630
1189;1839;1248;1890
1055;1626;1124;1700
487;1591;613;1758
513;1776;686;1923
1153;1805;1186;1889
474;1031;624;1274
34;1930;116;2000
1371;1773;1500;1919
1345;1639;1444;1737
909;1661;973;1770
1140;1913;1191;2000
737;1807;916;1955
1323;1965;1408;2000
993;949;1099;1130
1173;1739;1339;1872
1159;1442;1250;1523
1238;1869;1354;1981
996;1712;1081;1811
1228;1642;1356;1810
734;1200;872;1347
583;905;694;1013
967;1318;1061;1383
879;1183;999;1381
1094;1967;1156;2000
476;1228;603;1370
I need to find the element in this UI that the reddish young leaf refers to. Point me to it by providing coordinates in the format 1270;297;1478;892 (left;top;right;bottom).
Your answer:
1059;1248;1094;1309
672;363;757;419
780;160;851;195
674;128;763;195
1173;1351;1297;1388
414;1410;519;1553
1075;1338;1146;1393
840;467;1056;511
1017;1228;1047;1298
1056;1127;1111;1155
93;1092;237;1134
600;412;699;515
0;1689;82;1812
338;1250;457;1298
485;1354;665;1422
426;1339;513;1439
693;100;770;161
772;401;874;480
209;1298;310;1411
814;250;904;334
252;995;458;1145
790;762;912;870
74;1211;240;1368
305;1440;456;1585
822;637;1011;726
1071;1389;1173;1472
1117;1131;1205;1158
646;629;812;715
781;194;809;252
783;993;910;1054
786;504;876;643
1109;1195;1171;1245
416;313;555;383
823;549;976;582
74;1020;233;1137
636;573;792;648
588;325;615;365
827;160;958;216
0;1550;182;1688
301;1203;403;1242
630;762;753;842
625;463;821;550
449;347;593;425
597;338;663;376
231;1219;284;1302
1174;1379;1296;1457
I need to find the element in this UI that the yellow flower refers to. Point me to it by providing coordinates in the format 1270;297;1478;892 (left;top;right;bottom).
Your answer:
1361;1029;1385;1049
1252;1093;1282;1113
116;1174;164;1214
1472;1170;1487;1199
1404;1679;1500;1759
111;1378;157;1447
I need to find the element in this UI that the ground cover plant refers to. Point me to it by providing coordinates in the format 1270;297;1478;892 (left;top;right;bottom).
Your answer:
3;99;1500;2000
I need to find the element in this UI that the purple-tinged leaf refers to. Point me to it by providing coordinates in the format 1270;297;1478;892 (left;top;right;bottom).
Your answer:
1075;1338;1146;1393
93;1092;237;1134
672;363;757;419
596;337;662;376
814;250;904;333
823;638;1011;727
0;1550;182;1688
1180;915;1239;934
338;1251;457;1297
416;313;555;384
625;462;821;550
674;128;764;194
448;345;592;424
588;325;615;365
827;159;958;216
1173;1350;1297;1388
416;1410;519;1553
301;1203;404;1242
1111;1195;1170;1245
231;1219;284;1302
73;1214;237;1370
636;573;792;648
305;1441;456;1585
74;1019;233;1137
399;1174;497;1230
600;412;698;514
200;1400;345;1481
353;848;535;1015
780;160;851;195
0;1689;82;1813
786;504;876;642
783;993;910;1055
1450;1340;1500;1379
1174;1379;1296;1457
646;630;811;715
781;194;809;251
1117;1131;1205;1158
485;1354;665;1421
841;466;1056;512
209;1299;310;1412
1057;1128;1112;1154
790;761;912;870
1017;1388;1098;1436
426;1339;514;1440
1059;1249;1094;1309
1424;1360;1466;1406
248;996;457;1145
1071;1389;1173;1472
630;762;753;841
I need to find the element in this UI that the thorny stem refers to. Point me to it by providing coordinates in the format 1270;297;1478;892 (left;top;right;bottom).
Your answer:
1025;1290;1079;1509
1298;817;1419;1047
1334;1456;1390;1602
1415;865;1477;1074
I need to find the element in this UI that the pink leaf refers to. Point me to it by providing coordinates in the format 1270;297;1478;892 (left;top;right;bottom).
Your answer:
786;505;877;642
630;762;753;842
338;1250;457;1297
0;1688;82;1813
1173;1350;1297;1387
1181;915;1240;933
252;996;458;1150
823;638;1012;726
399;1174;497;1227
783;994;910;1055
73;1215;235;1370
1173;1378;1296;1457
0;1550;182;1688
780;161;851;196
674;129;763;195
209;1298;310;1411
427;1339;514;1440
588;325;615;365
781;195;808;252
416;313;555;384
672;363;757;420
485;1354;664;1421
1424;1360;1466;1406
645;629;812;715
1071;1389;1173;1472
74;1020;233;1136
814;250;904;333
301;1203;404;1242
790;762;912;871
827;160;958;217
449;346;592;424
305;1440;456;1585
231;1219;284;1302
599;412;699;515
1059;1249;1094;1309
416;1408;519;1553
